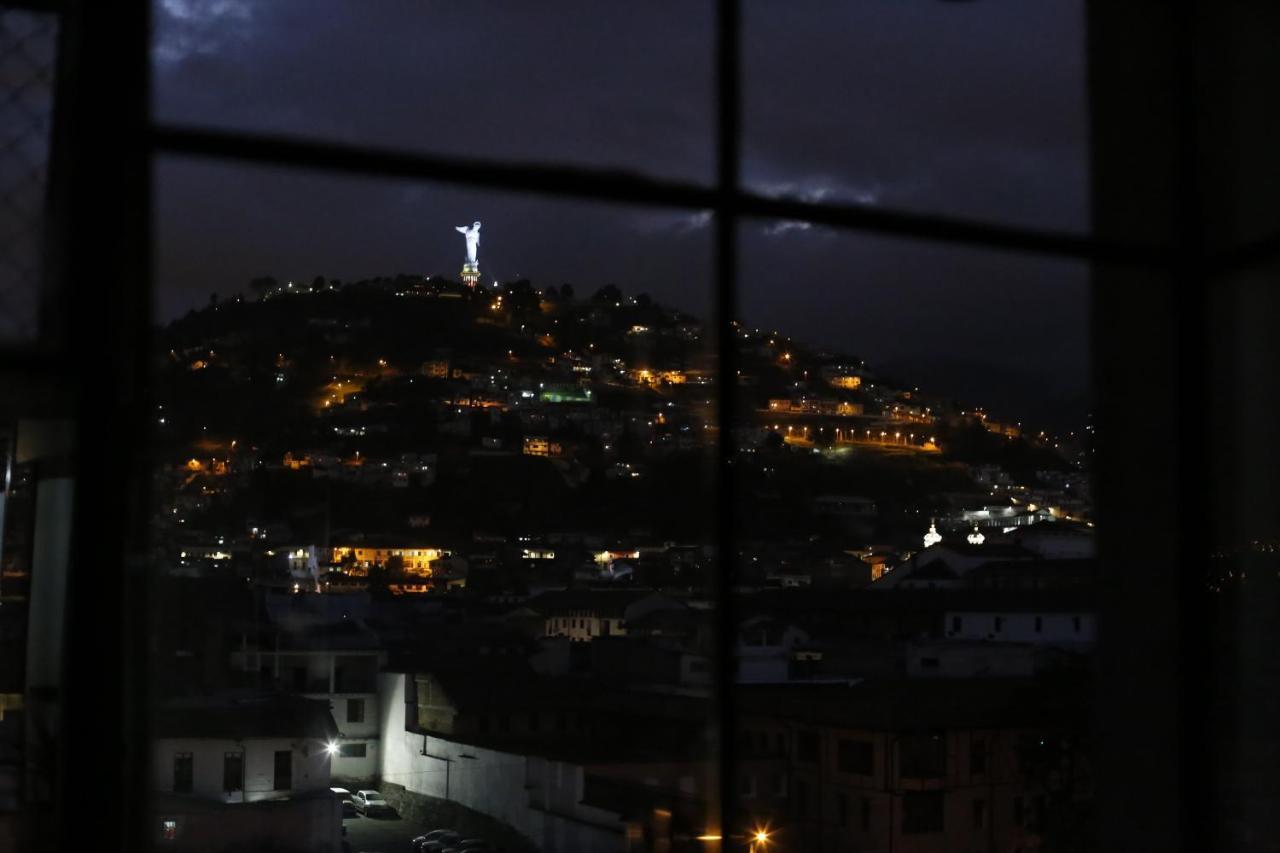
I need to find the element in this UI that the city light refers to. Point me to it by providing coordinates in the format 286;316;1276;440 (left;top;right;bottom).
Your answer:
139;212;1095;852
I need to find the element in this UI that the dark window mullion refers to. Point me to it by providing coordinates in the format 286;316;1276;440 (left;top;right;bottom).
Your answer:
713;0;741;844
149;122;1157;269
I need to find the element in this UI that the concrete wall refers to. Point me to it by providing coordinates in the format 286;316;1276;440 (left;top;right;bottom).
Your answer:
377;672;624;852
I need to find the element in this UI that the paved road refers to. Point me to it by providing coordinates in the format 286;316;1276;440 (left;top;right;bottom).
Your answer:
343;811;423;853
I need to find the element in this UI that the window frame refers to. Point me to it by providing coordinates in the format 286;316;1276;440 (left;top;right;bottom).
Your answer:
6;1;1269;851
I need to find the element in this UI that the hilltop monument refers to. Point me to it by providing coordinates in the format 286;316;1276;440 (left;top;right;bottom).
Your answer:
455;221;481;289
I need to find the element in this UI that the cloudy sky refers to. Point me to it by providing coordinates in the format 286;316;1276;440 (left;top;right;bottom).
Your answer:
152;0;1090;428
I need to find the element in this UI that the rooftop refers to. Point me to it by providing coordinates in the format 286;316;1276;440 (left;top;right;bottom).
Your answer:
154;691;339;741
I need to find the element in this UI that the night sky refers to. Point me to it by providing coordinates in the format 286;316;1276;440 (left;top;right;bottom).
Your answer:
153;1;1090;429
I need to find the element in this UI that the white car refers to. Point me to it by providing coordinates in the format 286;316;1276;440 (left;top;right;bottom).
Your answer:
352;789;391;816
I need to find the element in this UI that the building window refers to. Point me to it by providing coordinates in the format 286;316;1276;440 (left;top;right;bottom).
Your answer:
1073;615;1082;633
795;779;809;818
994;616;1004;632
347;697;365;723
837;791;849;827
274;749;292;790
861;796;872;832
740;772;756;798
970;737;987;776
902;791;945;834
772;772;787;797
973;798;987;829
339;742;367;758
160;818;178;841
172;752;193;793
797;730;820;764
837;738;874;775
899;733;947;779
222;752;243;793
1034;615;1043;633
951;615;962;633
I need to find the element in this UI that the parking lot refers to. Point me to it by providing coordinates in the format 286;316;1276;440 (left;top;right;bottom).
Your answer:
343;811;423;853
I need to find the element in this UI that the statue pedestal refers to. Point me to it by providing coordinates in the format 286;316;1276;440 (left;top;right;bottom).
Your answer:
460;263;480;289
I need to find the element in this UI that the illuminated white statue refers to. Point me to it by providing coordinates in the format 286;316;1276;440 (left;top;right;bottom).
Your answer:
455;221;481;267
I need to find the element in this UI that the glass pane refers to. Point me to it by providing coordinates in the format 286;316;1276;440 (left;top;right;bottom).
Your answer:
0;417;76;836
152;1;715;185
1206;262;1280;850
743;1;1090;233
731;223;1094;853
0;9;59;343
151;156;719;851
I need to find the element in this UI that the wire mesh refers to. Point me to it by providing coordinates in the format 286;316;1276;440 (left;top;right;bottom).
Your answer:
0;7;58;343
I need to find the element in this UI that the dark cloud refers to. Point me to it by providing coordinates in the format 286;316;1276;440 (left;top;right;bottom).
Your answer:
742;1;1090;231
152;1;1090;428
154;0;716;181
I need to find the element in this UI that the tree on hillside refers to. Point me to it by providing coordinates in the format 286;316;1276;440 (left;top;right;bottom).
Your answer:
592;284;623;304
249;276;277;297
559;283;575;302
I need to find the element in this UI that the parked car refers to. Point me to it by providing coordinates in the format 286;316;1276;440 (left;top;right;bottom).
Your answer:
352;789;392;816
417;842;454;853
331;787;357;817
413;831;460;852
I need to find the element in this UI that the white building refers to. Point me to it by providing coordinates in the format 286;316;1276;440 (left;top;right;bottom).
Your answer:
229;623;385;782
152;692;338;803
151;693;341;851
943;608;1096;649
